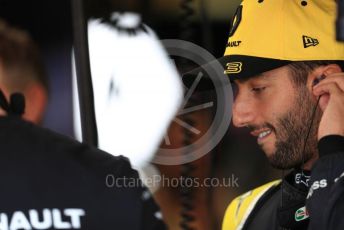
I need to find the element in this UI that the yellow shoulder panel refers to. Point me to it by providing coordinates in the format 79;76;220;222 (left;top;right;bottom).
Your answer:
222;180;281;230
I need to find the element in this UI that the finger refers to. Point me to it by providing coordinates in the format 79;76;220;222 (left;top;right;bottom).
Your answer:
318;93;330;111
314;74;344;92
313;81;344;97
325;72;344;77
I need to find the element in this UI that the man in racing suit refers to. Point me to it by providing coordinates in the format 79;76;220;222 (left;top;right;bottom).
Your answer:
220;0;344;229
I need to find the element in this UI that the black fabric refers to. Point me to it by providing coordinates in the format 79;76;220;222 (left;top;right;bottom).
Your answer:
0;116;165;230
306;135;344;230
324;177;344;230
243;183;281;230
317;135;344;157
239;134;344;230
243;170;310;230
277;170;310;230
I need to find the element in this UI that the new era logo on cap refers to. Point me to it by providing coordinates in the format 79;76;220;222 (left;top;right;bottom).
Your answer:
303;35;319;48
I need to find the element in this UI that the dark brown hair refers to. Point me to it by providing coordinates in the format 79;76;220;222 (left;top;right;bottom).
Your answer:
0;19;48;92
288;61;344;87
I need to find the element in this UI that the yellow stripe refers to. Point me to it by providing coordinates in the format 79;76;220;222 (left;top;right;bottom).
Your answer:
222;180;281;230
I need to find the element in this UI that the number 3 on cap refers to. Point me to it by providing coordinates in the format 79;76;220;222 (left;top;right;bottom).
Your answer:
224;62;243;74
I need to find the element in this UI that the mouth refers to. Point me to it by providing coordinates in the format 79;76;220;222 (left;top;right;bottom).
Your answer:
250;128;273;144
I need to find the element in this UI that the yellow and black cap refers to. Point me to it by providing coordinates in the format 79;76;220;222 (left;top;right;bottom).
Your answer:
223;0;344;80
183;0;344;87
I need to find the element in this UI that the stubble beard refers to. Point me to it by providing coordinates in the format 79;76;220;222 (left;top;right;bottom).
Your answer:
267;88;321;170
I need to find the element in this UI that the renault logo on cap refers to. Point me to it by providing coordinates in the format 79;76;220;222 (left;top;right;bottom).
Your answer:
228;5;242;37
224;62;243;74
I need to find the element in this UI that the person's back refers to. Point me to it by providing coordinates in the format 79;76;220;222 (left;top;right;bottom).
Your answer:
0;18;166;230
0;114;165;229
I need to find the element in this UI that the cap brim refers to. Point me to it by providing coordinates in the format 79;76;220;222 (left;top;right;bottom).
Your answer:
182;55;291;91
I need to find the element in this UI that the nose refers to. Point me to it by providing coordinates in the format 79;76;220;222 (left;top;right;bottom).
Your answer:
232;94;256;128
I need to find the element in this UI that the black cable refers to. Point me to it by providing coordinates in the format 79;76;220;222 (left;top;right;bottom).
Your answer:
301;97;321;173
71;0;98;146
179;0;197;229
280;96;321;210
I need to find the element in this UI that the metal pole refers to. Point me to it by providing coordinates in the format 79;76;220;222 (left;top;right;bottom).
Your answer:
71;0;98;146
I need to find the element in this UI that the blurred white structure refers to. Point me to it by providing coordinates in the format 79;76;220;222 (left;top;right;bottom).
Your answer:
73;13;183;172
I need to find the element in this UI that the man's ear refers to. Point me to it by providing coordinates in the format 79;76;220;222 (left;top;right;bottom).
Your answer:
322;63;343;76
23;83;48;124
309;64;343;89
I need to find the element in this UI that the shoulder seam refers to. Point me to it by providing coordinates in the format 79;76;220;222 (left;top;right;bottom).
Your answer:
237;180;281;230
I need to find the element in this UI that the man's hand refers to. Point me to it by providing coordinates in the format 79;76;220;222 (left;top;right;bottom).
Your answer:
313;73;344;140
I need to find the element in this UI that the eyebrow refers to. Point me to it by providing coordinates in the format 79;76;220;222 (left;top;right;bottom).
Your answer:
236;73;267;84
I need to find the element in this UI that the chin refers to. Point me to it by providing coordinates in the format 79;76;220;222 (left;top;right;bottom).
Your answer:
266;152;302;170
260;142;276;158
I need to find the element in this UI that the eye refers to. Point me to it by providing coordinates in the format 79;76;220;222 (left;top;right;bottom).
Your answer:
251;87;266;93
